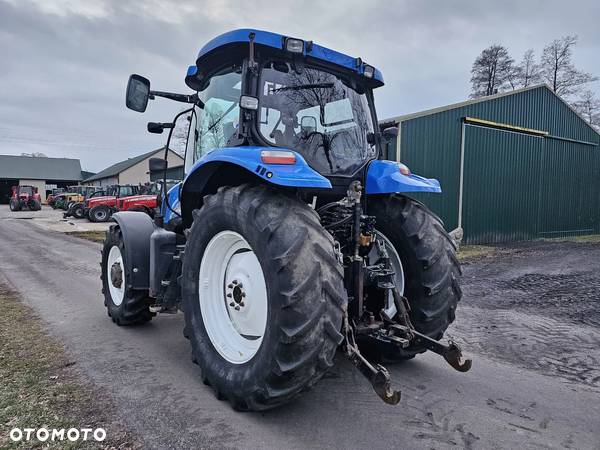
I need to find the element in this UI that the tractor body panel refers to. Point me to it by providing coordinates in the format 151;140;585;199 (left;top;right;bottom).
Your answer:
365;160;441;194
184;147;332;189
119;195;159;212
163;183;181;225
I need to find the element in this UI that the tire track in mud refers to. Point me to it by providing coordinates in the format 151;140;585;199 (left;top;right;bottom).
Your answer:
455;241;600;393
449;306;600;392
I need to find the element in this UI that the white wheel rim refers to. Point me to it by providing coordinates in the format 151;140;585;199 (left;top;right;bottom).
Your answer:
199;231;268;364
368;230;405;294
107;246;125;306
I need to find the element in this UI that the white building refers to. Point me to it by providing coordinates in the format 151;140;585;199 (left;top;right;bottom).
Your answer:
82;148;183;187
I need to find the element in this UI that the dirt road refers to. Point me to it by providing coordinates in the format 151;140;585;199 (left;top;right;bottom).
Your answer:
0;210;598;449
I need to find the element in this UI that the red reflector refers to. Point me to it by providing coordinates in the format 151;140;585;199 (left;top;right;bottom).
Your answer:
398;163;411;176
260;151;296;165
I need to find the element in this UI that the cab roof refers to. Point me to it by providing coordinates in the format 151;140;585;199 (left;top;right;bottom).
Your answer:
185;28;384;90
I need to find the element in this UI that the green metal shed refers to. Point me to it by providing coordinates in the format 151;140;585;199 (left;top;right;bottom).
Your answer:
381;84;600;244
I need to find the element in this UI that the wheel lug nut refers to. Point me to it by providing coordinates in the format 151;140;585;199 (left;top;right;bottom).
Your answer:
241;292;246;297
232;280;238;285
229;302;235;307
240;301;245;307
227;284;233;289
234;306;240;311
226;293;232;298
237;283;243;288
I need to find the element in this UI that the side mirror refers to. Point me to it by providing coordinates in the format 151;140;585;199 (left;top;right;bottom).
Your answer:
147;122;164;134
382;126;399;139
147;122;174;134
149;158;167;172
126;74;151;112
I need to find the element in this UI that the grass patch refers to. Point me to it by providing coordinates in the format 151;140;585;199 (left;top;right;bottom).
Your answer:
66;231;106;243
0;283;139;449
457;245;496;261
544;234;600;244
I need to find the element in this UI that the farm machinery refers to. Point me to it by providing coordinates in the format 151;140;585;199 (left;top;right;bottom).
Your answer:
84;183;168;222
46;188;65;207
64;187;107;219
51;186;90;210
9;185;41;211
101;29;470;410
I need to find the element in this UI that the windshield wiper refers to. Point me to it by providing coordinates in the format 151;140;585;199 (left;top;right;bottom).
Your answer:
272;83;334;93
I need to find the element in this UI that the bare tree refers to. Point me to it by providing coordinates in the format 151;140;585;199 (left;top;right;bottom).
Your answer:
518;49;541;87
470;44;515;98
573;90;600;129
170;110;193;156
20;152;47;157
540;35;597;97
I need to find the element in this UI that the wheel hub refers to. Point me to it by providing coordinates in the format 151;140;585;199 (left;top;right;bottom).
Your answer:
226;279;246;310
110;261;123;288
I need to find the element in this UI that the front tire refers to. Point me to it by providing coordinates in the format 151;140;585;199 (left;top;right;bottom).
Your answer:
182;184;346;410
367;195;462;360
71;203;86;219
89;205;111;222
100;225;154;325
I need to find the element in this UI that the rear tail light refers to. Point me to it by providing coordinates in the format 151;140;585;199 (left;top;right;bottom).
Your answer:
398;163;411;176
260;150;296;165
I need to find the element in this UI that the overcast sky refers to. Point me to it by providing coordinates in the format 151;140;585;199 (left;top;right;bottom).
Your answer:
1;0;599;172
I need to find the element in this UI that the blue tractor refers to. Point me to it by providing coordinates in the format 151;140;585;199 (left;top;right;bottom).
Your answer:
101;29;471;410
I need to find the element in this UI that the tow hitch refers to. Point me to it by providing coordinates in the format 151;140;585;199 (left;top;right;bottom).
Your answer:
343;316;401;405
343;285;472;405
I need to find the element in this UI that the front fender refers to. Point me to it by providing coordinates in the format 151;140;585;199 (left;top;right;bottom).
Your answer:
162;182;181;224
184;147;332;189
365;160;441;194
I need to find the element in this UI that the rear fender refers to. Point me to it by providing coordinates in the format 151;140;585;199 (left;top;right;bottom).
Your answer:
365;160;441;194
111;212;154;290
179;146;331;224
185;147;331;189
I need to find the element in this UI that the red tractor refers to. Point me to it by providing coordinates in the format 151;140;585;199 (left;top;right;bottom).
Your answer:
86;185;138;222
87;182;177;222
9;185;42;211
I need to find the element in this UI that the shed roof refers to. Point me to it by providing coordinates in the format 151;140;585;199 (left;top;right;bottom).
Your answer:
0;155;83;181
83;148;180;182
383;84;600;137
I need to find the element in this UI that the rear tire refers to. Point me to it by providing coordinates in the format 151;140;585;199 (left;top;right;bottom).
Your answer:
182;184;346;410
71;203;86;219
89;205;111;222
367;195;462;361
9;199;21;212
101;225;154;325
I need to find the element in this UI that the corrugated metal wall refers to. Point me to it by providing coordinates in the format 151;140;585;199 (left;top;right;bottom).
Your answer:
389;85;600;243
462;125;544;242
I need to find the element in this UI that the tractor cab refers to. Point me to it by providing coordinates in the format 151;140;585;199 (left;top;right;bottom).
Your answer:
183;31;384;181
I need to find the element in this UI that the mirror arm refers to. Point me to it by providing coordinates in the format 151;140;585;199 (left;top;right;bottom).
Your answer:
149;90;204;108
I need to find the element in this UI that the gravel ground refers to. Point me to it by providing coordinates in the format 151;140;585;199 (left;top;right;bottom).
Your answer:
0;205;111;233
451;240;600;392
